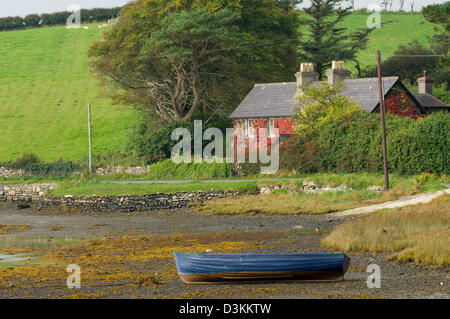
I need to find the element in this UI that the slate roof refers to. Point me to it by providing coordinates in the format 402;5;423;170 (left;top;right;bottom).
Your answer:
413;93;449;109
229;77;400;119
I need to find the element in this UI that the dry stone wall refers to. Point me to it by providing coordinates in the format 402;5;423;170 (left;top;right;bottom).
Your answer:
0;166;151;178
0;182;239;213
0;167;26;178
37;191;239;213
0;183;58;201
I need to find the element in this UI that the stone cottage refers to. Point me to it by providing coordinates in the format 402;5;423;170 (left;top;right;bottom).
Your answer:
229;61;449;138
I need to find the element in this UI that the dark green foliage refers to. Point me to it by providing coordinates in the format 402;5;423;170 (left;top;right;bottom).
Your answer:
298;0;374;78
88;0;300;124
23;161;80;177
290;112;449;174
40;12;72;26
134;119;230;164
0;153;80;176
422;2;449;90
139;9;243;122
24;14;41;27
361;40;440;85
134;122;193;164
0;16;25;31
422;2;450;30
0;7;121;31
80;8;122;22
275;0;302;11
1;153;41;169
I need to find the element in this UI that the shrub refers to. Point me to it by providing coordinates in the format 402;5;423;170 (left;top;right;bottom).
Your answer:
1;153;41;169
293;82;363;137
361;40;440;86
0;16;25;31
134;119;230;164
0;153;80;176
23;160;80;177
24;14;41;27
41;12;70;26
0;7;122;31
291;112;449;174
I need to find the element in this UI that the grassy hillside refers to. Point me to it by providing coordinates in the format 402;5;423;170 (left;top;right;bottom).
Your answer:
0;24;139;162
0;13;438;162
340;13;438;73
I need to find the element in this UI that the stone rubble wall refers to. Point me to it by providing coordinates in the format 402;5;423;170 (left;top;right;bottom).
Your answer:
259;181;351;194
0;166;151;178
37;191;240;213
0;182;239;213
0;180;382;213
0;167;27;178
0;183;58;201
95;166;151;176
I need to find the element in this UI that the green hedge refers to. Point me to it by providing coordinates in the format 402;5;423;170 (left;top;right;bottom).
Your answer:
1;153;80;176
286;112;449;174
23;162;80;177
0;7;121;31
134;119;230;164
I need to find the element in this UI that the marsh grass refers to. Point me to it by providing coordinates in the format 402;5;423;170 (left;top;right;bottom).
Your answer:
321;195;450;266
191;189;417;215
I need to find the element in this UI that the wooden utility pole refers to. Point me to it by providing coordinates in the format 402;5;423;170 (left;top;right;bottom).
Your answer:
88;104;93;174
376;51;389;190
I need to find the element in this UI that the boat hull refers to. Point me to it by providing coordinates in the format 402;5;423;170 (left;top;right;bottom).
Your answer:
174;252;350;284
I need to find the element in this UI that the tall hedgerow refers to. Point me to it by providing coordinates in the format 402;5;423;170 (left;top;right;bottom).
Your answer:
290;112;449;174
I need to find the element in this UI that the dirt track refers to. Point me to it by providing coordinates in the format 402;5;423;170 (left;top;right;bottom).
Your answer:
0;202;448;299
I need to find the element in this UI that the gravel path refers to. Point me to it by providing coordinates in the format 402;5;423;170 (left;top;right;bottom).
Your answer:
331;189;450;218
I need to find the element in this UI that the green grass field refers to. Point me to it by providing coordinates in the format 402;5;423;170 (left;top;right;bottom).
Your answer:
339;13;439;73
0;13;439;162
0;24;139;162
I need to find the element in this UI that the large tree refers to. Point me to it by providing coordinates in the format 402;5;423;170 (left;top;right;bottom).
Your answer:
88;0;300;124
138;9;242;122
297;0;374;78
361;40;440;85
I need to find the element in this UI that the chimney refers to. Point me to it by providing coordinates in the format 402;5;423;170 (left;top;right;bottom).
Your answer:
417;70;433;95
295;63;319;88
326;60;351;85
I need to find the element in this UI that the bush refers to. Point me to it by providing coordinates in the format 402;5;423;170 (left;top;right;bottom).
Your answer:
134;119;230;164
24;14;41;27
41;12;70;26
0;153;80;176
294;82;363;137
290;112;449;174
0;7;122;31
1;153;41;169
23;161;80;177
360;41;440;86
0;16;25;31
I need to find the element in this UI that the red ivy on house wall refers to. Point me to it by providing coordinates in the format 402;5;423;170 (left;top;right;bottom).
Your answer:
231;118;295;152
275;118;295;134
385;90;424;119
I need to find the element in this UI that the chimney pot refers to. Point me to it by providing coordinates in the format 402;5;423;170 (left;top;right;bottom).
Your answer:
296;63;319;88
327;60;351;85
417;70;433;95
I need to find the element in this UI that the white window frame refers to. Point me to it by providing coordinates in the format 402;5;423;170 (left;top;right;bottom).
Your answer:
247;119;254;138
269;118;275;137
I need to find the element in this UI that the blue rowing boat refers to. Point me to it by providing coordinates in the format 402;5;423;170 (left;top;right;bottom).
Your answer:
173;251;350;284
